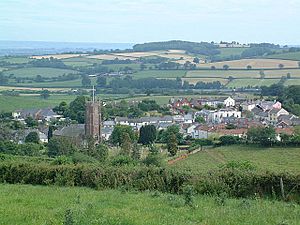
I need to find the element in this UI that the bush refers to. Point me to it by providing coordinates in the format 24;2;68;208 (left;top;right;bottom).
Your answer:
142;153;164;167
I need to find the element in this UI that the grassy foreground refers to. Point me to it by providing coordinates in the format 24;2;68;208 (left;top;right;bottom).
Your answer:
171;145;300;174
0;184;299;225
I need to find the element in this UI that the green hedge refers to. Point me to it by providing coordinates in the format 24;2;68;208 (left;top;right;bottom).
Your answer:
0;162;299;200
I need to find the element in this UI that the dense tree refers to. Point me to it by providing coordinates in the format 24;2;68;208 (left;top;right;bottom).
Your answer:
47;136;77;157
246;65;252;70
195;116;205;123
286;73;291;79
138;99;160;111
110;125;135;146
193;57;200;64
121;133;132;156
25;117;38;127
95;143;109;161
65;96;87;123
25;131;40;144
81;75;91;87
247;126;276;146
96;76;107;87
139;125;157;145
219;135;238;145
0;73;8;85
223;64;229;70
131;142;141;160
159;125;183;144
40;89;50;99
259;70;265;79
31;57;67;68
167;133;178;156
278;64;284;69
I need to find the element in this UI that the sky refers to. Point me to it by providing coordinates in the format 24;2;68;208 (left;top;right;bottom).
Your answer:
0;0;299;45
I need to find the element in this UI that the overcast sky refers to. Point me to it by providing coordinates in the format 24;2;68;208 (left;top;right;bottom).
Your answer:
0;0;299;44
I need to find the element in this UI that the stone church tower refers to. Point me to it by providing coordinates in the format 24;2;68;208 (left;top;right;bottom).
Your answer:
85;86;101;143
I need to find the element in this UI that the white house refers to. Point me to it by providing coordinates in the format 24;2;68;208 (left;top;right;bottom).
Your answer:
223;97;235;107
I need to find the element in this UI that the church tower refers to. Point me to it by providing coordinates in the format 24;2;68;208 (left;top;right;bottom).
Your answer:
85;86;101;143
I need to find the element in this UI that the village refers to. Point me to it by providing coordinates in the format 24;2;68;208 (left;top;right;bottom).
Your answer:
9;94;300;145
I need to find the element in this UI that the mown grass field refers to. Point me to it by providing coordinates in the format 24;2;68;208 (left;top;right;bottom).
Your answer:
3;67;78;78
186;69;300;78
216;48;247;58
226;79;280;88
171;145;300;174
61;57;102;66
0;184;299;225
0;95;76;112
198;59;299;69
132;70;187;79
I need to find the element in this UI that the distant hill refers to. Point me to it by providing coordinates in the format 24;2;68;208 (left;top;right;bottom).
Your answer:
133;40;220;56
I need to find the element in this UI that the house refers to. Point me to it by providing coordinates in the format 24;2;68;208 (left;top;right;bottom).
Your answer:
257;101;282;111
103;120;116;128
53;124;85;145
21;129;48;143
184;114;193;124
216;128;247;138
101;126;114;141
241;102;256;111
268;108;289;124
115;116;173;130
191;125;212;139
171;98;192;109
221;97;235;107
12;108;61;122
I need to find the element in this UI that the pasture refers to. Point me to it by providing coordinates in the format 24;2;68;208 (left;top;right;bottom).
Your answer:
198;59;299;69
216;48;247;58
3;67;78;78
186;69;300;79
0;56;32;64
182;77;228;85
0;95;76;112
226;79;280;88
0;184;298;225
62;57;102;67
266;52;300;61
132;70;187;79
171;145;300;174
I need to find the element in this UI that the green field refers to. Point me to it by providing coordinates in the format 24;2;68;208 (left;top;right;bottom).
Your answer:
267;52;300;61
0;95;76;112
284;79;300;86
182;77;229;85
187;69;300;79
3;67;78;78
217;48;247;58
62;57;102;67
0;184;298;225
0;56;32;64
226;79;280;88
133;70;187;79
171;146;300;174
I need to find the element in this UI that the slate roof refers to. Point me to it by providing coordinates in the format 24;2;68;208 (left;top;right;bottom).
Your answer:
53;124;85;138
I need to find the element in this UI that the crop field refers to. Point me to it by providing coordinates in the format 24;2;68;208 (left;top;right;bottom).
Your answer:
87;54;136;60
171;145;300;174
3;67;78;78
132;70;187;79
1;184;298;225
198;59;299;69
0;95;77;112
226;79;280;88
30;54;88;59
266;52;300;61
